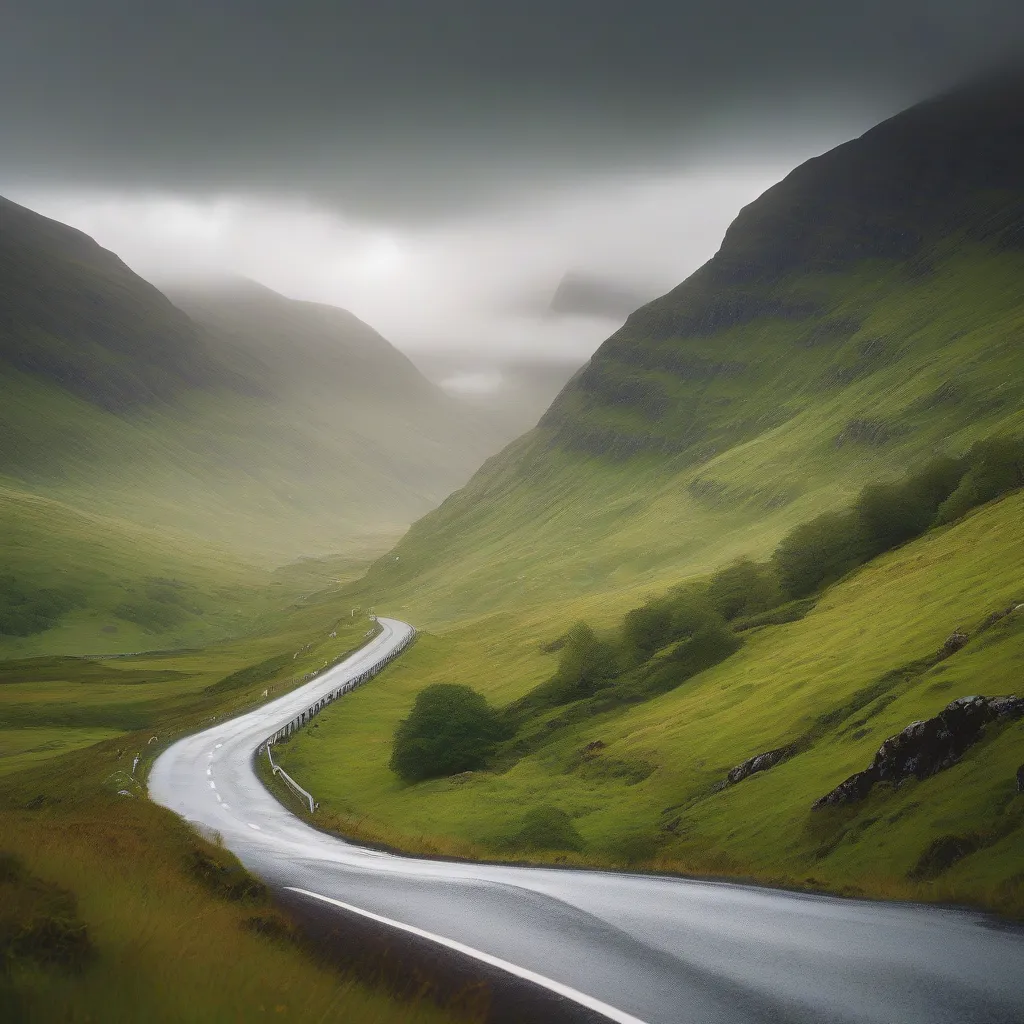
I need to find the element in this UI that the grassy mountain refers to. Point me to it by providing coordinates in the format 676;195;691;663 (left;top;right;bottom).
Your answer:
268;74;1024;915
0;197;228;411
352;70;1024;626
0;201;509;651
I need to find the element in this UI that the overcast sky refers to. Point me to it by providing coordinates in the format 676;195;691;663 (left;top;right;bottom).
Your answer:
3;1;1023;372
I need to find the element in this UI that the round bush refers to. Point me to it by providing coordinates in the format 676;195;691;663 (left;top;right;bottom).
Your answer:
389;683;505;783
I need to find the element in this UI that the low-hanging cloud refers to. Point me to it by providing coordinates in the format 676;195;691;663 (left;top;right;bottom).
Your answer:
3;2;1022;370
17;164;790;362
2;1;1023;220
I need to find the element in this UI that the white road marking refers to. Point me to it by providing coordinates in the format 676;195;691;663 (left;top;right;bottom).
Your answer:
206;767;212;776
215;743;223;749
285;887;648;1024
216;793;222;803
209;781;216;790
248;823;261;831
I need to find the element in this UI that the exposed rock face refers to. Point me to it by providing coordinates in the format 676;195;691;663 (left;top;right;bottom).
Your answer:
814;695;1024;809
1017;764;1024;794
939;628;970;658
726;745;795;785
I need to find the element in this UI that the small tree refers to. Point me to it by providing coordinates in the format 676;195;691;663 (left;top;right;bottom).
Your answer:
390;684;505;783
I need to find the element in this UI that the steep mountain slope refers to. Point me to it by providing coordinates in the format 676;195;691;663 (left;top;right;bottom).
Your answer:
0;201;504;562
0;197;228;410
281;75;1024;914
166;276;448;406
0;202;507;650
354;71;1024;625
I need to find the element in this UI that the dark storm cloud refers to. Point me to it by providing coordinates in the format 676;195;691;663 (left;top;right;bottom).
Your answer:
2;1;1022;218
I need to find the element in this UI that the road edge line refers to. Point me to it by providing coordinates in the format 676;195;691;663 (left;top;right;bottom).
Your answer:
284;886;649;1024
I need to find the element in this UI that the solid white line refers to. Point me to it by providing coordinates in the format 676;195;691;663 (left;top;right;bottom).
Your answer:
285;887;649;1024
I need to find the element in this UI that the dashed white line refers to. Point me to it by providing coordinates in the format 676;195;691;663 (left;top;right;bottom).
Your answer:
285;887;648;1024
209;781;216;790
248;823;261;831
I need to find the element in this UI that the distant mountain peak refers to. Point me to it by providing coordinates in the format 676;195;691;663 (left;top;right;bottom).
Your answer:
548;271;653;321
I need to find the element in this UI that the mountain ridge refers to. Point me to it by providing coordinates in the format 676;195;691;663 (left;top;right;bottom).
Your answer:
351;70;1024;624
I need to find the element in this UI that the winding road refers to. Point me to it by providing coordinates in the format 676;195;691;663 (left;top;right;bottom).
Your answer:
150;617;1024;1024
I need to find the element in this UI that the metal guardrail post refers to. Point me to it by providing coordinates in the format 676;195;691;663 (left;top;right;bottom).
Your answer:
257;627;416;816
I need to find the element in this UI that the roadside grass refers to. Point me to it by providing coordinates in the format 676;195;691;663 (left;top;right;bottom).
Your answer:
277;490;1024;918
1;789;467;1023
0;565;479;1021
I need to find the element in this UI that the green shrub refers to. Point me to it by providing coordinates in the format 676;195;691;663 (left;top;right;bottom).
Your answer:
513;806;584;852
936;435;1024;524
702;558;785;621
856;456;965;554
621;600;678;660
622;592;727;662
544;622;620;704
390;684;506;783
855;481;934;554
640;615;742;695
773;510;867;598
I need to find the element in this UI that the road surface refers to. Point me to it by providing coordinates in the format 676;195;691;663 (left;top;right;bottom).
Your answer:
150;617;1024;1024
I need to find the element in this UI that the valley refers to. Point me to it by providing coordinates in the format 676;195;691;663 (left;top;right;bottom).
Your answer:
2;56;1023;1024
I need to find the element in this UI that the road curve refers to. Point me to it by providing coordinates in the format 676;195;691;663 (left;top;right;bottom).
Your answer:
150;617;1024;1024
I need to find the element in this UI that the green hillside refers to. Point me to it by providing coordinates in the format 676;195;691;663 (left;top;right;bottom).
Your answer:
0;200;512;652
264;75;1024;915
280;474;1024;916
0;204;504;567
0;197;228;411
351;72;1024;627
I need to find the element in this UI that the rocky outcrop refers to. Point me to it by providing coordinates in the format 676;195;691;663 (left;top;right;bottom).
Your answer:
938;628;969;658
726;745;796;785
813;695;1024;809
1017;763;1024;794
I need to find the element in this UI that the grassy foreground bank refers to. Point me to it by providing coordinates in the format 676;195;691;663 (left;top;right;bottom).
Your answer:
275;491;1024;917
0;574;474;1022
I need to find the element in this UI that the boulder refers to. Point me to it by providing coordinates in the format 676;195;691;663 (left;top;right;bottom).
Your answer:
938;628;969;657
813;695;1024;809
726;745;795;785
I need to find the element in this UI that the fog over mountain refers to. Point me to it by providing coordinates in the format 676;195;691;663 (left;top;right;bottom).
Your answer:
3;2;1022;378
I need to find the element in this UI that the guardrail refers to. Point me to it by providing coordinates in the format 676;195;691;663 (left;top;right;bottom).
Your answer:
265;743;317;813
255;624;416;813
